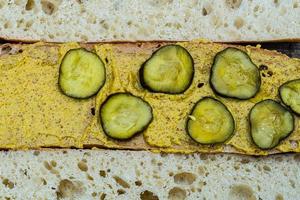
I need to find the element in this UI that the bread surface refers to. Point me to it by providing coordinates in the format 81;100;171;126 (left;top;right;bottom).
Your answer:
0;0;299;42
0;149;299;199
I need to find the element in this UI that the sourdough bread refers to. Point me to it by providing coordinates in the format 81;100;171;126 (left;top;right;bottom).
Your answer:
0;0;299;42
0;149;299;199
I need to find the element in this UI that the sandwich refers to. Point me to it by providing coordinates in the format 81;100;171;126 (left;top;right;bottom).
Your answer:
0;0;299;199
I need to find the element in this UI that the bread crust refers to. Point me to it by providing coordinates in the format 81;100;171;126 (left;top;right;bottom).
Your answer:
1;36;300;44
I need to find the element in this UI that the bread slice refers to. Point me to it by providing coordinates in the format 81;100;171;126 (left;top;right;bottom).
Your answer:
1;41;300;155
0;149;299;199
0;0;299;42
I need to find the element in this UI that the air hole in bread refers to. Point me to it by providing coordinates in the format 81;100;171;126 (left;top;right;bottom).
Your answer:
240;158;250;164
200;154;208;160
135;180;142;186
4;21;12;29
190;187;196;193
229;184;255;200
33;150;40;156
41;178;47;185
100;20;109;30
275;194;284;200
201;8;208;16
100;193;106;200
140;190;159;200
41;0;57;15
289;179;296;188
225;0;242;9
2;178;14;189
174;172;196;185
253;5;259;13
210;155;216;161
263;165;271;171
197;166;206;175
25;0;35;10
77;161;88;171
26;20;33;28
87;15;97;24
43;161;52;170
113;176;130;189
50;160;57;167
39;17;46;24
245;168;251;172
274;0;279;4
17;19;24;28
86;174;94;181
80;6;86;13
80;35;88;41
202;4;212;16
117;189;126;195
168;187;186;200
234;17;244;29
294;2;298;8
56;179;84;199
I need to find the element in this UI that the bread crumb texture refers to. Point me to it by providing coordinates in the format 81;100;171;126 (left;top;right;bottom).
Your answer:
0;0;299;42
0;150;299;199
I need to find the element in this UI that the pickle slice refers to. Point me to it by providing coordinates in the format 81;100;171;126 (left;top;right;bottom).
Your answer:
59;48;106;98
100;93;153;140
279;79;300;115
210;47;260;99
249;99;294;149
186;97;235;144
140;45;194;94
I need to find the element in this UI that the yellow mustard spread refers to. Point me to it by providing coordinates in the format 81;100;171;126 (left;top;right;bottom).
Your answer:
1;41;299;155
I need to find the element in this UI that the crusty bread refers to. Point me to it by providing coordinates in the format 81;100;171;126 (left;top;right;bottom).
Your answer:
0;0;299;42
0;149;299;199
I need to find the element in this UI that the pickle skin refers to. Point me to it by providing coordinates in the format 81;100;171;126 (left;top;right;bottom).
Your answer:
58;48;106;99
186;96;235;145
210;47;261;100
279;79;300;116
249;99;295;150
139;44;194;94
99;92;153;140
